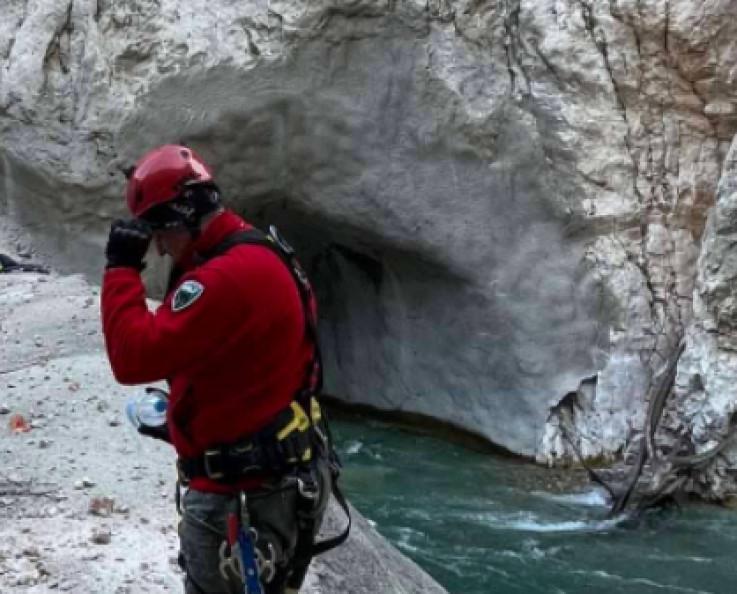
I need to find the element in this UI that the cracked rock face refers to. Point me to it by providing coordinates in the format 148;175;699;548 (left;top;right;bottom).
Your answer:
2;1;737;476
667;137;737;500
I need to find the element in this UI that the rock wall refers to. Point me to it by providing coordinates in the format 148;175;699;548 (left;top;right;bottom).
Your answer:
665;137;737;500
2;1;737;484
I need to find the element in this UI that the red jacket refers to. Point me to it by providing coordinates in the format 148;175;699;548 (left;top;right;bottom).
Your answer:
101;210;313;493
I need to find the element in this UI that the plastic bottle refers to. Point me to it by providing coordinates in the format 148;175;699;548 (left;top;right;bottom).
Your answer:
125;388;168;429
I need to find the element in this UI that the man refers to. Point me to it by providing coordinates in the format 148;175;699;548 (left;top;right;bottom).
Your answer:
101;144;344;593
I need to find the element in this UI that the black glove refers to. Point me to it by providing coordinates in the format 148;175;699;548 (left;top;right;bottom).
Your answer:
138;422;171;443
105;219;152;271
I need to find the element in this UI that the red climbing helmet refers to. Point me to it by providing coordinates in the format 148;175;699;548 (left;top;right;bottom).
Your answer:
125;144;214;218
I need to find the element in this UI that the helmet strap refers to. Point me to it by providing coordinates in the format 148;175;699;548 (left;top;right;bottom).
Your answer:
140;184;221;236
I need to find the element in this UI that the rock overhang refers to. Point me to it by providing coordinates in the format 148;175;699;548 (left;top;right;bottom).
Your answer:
108;18;611;456
6;2;736;469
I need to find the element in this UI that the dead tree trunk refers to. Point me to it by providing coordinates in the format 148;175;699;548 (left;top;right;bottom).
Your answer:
566;340;737;518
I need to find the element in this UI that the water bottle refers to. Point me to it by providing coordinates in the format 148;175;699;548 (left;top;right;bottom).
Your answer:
125;387;168;429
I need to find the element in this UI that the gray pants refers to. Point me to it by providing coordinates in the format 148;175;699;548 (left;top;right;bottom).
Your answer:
178;461;330;594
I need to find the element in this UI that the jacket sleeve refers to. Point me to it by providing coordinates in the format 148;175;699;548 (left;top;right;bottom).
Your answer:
101;266;244;384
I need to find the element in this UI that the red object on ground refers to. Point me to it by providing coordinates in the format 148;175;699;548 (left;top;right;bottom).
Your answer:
8;414;30;433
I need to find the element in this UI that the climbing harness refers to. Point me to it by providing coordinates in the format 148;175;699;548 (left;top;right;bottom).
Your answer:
177;225;351;593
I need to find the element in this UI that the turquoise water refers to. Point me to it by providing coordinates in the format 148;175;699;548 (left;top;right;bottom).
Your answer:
332;416;737;594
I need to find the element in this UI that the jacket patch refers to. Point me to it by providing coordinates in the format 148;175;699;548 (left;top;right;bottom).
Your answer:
172;280;204;312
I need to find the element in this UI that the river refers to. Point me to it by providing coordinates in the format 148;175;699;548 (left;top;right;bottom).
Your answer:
331;415;737;594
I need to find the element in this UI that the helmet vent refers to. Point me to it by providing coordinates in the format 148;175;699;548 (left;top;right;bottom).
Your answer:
126;144;213;217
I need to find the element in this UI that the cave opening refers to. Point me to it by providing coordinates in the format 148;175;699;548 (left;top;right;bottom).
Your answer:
236;193;470;417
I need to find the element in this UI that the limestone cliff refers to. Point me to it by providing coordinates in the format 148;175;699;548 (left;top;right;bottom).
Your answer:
2;1;737;496
664;137;737;501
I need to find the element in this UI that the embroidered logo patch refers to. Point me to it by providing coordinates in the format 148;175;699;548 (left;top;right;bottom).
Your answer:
172;280;204;312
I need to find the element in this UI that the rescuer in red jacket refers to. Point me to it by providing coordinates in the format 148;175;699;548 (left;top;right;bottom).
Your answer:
101;145;344;594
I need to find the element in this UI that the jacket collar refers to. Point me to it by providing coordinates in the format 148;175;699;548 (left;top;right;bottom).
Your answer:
192;210;249;256
178;210;250;272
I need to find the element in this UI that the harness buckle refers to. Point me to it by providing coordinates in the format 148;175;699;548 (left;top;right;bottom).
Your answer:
297;476;319;501
268;225;295;256
204;449;226;480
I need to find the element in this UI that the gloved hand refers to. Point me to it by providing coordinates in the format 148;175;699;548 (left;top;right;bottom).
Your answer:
105;219;152;271
138;422;172;443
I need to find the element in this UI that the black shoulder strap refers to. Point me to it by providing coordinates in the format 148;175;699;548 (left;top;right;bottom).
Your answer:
198;228;324;398
197;228;269;260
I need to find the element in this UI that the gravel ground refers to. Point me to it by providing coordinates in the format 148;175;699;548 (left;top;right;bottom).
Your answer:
1;275;182;592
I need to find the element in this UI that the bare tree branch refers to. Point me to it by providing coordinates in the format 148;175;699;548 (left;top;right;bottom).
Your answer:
609;340;684;517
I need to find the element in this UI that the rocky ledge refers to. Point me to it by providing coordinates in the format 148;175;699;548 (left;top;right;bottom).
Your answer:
0;222;446;594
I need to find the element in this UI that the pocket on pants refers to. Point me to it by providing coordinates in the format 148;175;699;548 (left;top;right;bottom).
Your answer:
179;491;241;594
247;483;299;569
